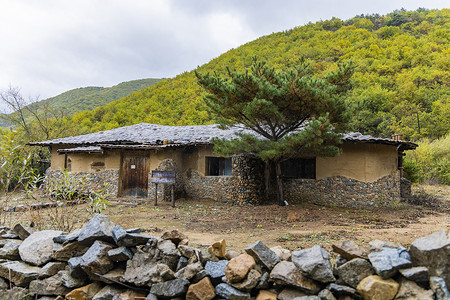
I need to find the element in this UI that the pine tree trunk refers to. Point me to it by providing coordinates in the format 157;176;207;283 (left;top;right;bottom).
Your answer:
275;161;284;206
264;162;270;202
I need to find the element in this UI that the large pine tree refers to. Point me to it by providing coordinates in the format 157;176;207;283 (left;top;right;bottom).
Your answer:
196;58;353;205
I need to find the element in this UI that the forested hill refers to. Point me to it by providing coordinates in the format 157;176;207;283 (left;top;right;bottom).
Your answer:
71;8;449;140
34;78;163;115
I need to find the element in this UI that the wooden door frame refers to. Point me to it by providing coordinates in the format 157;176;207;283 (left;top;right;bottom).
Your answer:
118;150;150;197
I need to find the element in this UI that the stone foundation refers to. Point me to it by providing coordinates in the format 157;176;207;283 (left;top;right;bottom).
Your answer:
183;169;233;202
45;169;119;196
283;174;402;207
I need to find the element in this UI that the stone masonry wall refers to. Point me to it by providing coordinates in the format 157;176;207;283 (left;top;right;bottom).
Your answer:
283;173;402;207
232;154;266;205
183;169;234;202
46;169;119;196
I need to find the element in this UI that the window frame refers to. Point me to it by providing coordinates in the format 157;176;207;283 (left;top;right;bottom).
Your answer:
281;158;316;179
205;156;232;176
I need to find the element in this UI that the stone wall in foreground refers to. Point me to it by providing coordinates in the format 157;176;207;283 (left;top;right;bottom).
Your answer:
0;215;448;299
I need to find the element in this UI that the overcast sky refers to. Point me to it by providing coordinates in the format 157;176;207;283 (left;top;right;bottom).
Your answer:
0;0;447;111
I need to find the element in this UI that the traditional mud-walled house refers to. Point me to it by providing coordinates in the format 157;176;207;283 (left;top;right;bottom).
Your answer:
30;123;417;207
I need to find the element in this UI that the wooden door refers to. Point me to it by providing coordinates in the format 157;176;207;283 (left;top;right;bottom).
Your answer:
120;153;150;197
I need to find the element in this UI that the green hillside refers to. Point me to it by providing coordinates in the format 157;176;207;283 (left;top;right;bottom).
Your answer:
72;8;449;140
34;78;163;115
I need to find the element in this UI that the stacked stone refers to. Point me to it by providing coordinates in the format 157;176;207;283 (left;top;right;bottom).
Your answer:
46;170;119;197
283;174;403;207
232;154;266;205
0;216;448;300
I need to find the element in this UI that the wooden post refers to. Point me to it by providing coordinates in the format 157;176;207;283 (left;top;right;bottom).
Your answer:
154;183;158;206
171;184;175;208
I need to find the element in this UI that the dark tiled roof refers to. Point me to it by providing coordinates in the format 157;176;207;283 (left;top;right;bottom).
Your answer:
29;123;417;150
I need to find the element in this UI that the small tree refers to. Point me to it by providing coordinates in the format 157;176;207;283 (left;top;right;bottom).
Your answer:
196;58;353;205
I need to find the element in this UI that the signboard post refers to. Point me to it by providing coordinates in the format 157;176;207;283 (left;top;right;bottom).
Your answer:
151;170;176;207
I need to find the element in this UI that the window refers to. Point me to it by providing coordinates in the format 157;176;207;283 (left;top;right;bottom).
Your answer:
206;157;232;176
281;158;316;179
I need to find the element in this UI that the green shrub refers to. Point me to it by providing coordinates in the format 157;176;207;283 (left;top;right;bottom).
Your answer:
403;159;421;183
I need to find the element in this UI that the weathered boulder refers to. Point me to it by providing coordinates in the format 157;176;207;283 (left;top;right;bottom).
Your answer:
96;267;125;284
270;246;291;261
409;229;450;287
52;241;89;262
0;260;41;287
208;239;226;258
12;223;35;240
255;290;277;300
332;240;365;260
108;246;133;262
292;245;335;283
79;240;114;279
368;247;411;279
356;275;399;300
161;230;188;246
245;241;280;270
225;253;256;283
67;256;86;279
64;282;103;300
77;214;115;246
231;269;261;292
394;278;434;300
179;245;200;259
336;258;375;288
150;278;190;298
175;261;203;280
215;283;251;299
0;239;21;260
430;276;450;300
186;277;216;300
139;238;180;270
269;261;320;294
29;272;71;296
204;260;228;285
18;230;63;266
398;266;429;283
225;250;240;260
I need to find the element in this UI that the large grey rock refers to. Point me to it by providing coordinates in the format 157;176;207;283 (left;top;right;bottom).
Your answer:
395;278;434;300
292;245;335;283
124;256;174;287
96;267;125;284
79;240;114;279
277;287;308;300
0;260;41;287
204;260;228;284
53;228;81;244
399;267;429;283
52;241;89;261
332;240;365;260
326;283;358;298
77;214;115;246
215;283;251;299
230;269;261;292
112;225;154;247
409;229;450;287
67;256;86;279
269;261;320;294
430;276;450;300
108;246;133;262
150;278;190;298
317;289;337;300
175;261;203;280
0;239;21;260
58;270;86;288
39;262;66;279
29;272;71;296
368;247;411;279
139;239;180;271
18;230;63;266
245;241;280;270
336;258;375;288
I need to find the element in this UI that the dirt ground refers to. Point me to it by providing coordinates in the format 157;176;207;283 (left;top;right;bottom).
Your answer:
1;185;449;254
